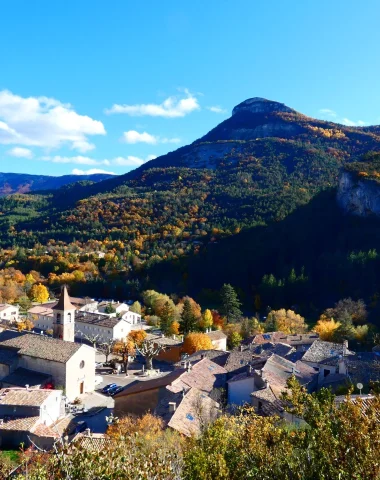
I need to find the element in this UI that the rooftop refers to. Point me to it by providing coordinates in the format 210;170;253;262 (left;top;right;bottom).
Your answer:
175;350;230;368
1;367;52;388
75;311;123;329
0;388;57;407
52;286;75;311
206;331;227;341
0;330;82;363
302;340;353;365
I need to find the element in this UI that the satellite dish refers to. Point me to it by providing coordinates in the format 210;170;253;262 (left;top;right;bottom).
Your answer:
357;383;363;394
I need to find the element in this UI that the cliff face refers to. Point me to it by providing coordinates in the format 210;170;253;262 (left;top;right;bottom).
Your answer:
337;172;380;216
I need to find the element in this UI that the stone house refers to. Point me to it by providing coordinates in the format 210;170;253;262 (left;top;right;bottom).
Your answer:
114;358;227;435
0;330;95;401
206;330;227;351
0;387;72;449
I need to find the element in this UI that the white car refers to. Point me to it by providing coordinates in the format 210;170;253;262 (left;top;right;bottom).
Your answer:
95;375;103;385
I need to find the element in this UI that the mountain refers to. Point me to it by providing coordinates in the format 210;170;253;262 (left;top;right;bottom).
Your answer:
0;172;115;196
2;97;380;316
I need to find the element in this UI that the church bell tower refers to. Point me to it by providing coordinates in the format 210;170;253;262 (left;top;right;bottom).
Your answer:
52;285;76;342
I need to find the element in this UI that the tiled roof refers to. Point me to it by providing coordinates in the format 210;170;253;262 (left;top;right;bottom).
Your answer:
206;331;227;341
73;433;111;450
0;330;82;363
52;286;75;311
172;358;227;393
175;350;230;368
0;416;39;431
0;388;56;406
335;395;380;423
251;386;285;416
28;306;54;317
1;368;52;388
75;311;122;329
0;304;14;312
252;342;294;358
167;387;219;437
146;333;183;346
302;340;352;365
251;332;288;345
224;347;255;373
114;370;186;398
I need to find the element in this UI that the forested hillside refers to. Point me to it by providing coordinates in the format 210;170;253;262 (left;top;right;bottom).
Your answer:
1;98;380;318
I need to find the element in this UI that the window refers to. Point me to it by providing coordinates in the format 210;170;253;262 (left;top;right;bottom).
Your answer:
56;313;61;324
67;312;72;323
80;360;85;369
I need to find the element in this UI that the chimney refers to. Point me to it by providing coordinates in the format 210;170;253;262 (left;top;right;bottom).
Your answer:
343;340;348;356
168;402;176;413
259;369;263;378
200;353;205;359
25;384;29;391
247;365;253;376
264;378;269;389
239;345;244;352
187;362;192;372
85;428;91;436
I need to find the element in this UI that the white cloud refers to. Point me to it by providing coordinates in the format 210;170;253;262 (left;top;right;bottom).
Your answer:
0;90;106;153
105;89;200;118
123;130;158;144
7;146;34;158
207;105;227;114
122;130;180;145
72;168;116;175
319;108;368;127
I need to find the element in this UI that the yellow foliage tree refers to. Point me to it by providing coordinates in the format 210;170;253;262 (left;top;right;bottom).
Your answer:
169;321;180;335
182;333;213;355
313;317;341;341
265;309;307;334
29;283;49;303
199;309;213;330
128;329;147;347
17;319;34;332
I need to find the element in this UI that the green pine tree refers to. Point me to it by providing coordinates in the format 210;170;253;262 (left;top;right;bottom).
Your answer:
220;284;242;323
181;298;197;334
160;301;175;335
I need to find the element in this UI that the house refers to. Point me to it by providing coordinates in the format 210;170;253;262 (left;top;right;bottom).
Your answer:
75;311;134;343
0;304;19;323
145;333;184;363
301;339;354;385
334;394;380;423
206;330;227;351
176;349;231;369
114;358;227;435
248;332;319;352
227;354;317;408
0;387;72;449
0;330;95;401
97;301;129;316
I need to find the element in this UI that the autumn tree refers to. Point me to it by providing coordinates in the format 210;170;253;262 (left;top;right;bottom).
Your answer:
324;298;367;324
199;309;213;331
264;309;307;334
129;301;142;315
182;333;213;355
128;329;147;347
220;284;242;323
17;319;34;332
29;283;49;303
113;338;136;375
313;316;341;341
159;301;176;335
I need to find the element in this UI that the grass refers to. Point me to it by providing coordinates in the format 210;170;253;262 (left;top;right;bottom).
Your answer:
0;449;21;466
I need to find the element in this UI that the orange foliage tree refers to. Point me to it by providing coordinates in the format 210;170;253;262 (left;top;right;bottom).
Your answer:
182;333;213;355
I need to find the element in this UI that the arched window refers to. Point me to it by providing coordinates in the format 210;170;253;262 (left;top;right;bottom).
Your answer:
80;360;85;369
67;312;72;323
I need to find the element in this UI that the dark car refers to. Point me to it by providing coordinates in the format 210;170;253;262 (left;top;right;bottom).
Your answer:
109;386;124;396
102;383;117;394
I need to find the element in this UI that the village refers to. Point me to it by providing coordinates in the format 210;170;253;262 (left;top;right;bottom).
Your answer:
0;285;378;455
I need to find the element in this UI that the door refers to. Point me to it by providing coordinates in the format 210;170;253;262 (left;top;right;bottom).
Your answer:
79;382;84;394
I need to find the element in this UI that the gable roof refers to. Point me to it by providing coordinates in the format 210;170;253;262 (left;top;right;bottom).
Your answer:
175;350;230;368
0;388;57;407
302;340;351;365
172;358;227;393
114;370;186;398
52;286;75;311
206;331;227;341
75;311;123;329
0;330;82;363
1;368;51;388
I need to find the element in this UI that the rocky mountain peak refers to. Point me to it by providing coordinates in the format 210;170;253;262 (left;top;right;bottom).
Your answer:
232;97;296;116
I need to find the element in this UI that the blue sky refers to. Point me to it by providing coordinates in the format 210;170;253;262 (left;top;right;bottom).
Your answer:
0;0;379;176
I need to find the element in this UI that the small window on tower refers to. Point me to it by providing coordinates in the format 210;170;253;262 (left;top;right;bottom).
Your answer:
56;313;61;324
80;360;85;369
68;312;72;322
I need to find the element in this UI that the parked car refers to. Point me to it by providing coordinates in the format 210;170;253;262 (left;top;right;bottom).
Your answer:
107;385;122;396
102;383;117;394
109;386;124;396
95;375;103;385
95;362;103;368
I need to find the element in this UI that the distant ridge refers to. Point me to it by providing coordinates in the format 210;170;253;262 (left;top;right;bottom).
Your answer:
0;171;115;196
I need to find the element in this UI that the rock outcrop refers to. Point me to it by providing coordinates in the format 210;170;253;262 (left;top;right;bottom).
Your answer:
232;97;295;116
337;171;380;217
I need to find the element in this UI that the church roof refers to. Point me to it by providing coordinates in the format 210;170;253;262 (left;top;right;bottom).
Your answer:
52;286;75;311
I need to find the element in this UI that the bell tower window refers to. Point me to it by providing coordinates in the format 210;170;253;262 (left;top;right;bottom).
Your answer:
56;313;61;324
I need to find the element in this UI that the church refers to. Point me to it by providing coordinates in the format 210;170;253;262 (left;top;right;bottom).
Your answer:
0;287;95;401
